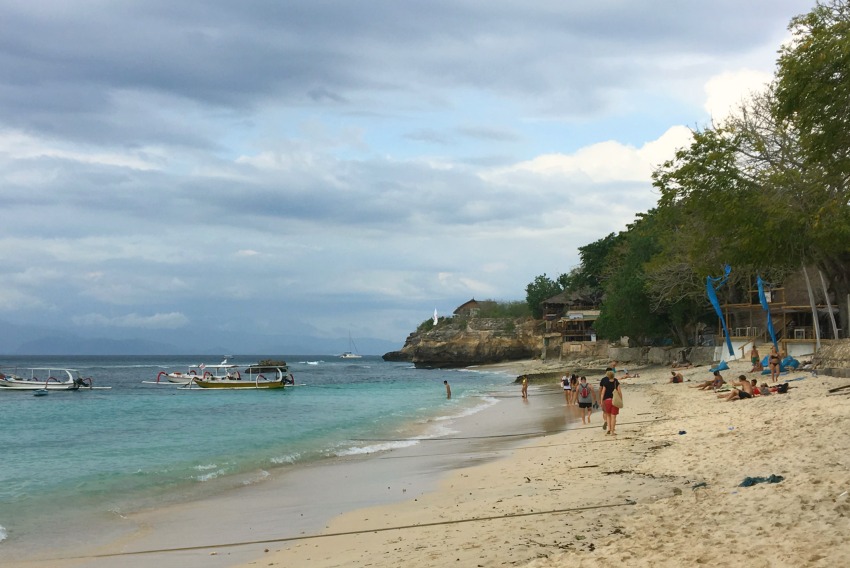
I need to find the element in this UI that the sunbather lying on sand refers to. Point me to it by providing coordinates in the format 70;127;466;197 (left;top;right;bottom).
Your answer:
692;371;724;390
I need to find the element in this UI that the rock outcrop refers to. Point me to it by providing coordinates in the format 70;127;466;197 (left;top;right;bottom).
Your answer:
383;318;540;368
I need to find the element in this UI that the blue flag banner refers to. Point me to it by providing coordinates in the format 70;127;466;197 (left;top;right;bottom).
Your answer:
706;265;734;357
757;276;779;350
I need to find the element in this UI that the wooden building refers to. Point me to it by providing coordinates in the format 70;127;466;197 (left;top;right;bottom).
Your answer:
540;291;602;359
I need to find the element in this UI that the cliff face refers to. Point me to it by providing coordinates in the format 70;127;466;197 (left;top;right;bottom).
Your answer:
383;318;540;368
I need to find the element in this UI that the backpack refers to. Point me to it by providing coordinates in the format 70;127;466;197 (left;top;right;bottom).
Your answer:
579;382;589;398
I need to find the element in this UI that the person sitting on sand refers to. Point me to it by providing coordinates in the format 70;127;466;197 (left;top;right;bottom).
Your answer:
669;371;684;383
760;382;772;396
692;371;724;391
751;378;761;396
749;345;763;372
718;375;754;401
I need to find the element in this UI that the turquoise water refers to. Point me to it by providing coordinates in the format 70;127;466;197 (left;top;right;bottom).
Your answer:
0;355;514;549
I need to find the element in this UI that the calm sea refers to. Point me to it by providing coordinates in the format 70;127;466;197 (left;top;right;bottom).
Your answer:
0;355;515;551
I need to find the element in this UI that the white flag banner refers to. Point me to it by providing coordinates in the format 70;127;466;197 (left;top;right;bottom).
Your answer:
433;308;438;325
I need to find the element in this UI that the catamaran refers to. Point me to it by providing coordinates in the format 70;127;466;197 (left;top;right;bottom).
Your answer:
339;331;362;359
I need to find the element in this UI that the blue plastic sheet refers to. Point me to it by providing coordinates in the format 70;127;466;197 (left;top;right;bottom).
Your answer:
757;276;778;351
706;265;734;357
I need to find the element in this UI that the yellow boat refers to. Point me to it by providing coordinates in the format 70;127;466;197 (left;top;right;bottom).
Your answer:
186;365;293;390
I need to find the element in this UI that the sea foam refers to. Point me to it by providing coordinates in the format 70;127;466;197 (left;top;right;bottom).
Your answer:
335;439;419;456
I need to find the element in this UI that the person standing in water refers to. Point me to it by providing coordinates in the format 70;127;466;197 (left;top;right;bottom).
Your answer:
521;375;528;398
444;380;451;399
561;373;573;404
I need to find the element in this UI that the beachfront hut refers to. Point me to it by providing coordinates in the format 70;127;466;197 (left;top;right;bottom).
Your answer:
540;291;602;360
718;269;840;359
453;299;481;318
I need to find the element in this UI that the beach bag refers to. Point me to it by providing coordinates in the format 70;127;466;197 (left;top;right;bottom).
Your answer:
612;389;624;408
580;382;590;398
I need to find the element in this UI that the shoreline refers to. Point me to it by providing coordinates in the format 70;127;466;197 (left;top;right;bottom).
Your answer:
3;368;572;568
240;358;850;567
9;357;850;567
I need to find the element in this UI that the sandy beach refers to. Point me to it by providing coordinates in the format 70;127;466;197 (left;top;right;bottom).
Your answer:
238;358;850;568
8;357;850;568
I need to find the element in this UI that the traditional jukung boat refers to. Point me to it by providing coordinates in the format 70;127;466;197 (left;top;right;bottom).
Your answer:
148;360;237;384
0;368;108;391
185;365;294;390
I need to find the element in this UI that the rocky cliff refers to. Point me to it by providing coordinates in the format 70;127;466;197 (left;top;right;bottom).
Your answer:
383;317;540;368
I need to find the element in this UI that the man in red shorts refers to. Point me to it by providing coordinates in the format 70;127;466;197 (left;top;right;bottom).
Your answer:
599;370;621;435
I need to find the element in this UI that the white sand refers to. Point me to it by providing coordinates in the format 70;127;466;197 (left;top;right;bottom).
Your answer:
242;359;850;567
11;358;849;568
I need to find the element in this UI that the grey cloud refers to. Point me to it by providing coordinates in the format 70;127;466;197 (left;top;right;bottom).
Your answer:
0;1;812;145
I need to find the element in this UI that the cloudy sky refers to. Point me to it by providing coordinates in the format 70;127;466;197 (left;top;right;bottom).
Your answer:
0;0;816;353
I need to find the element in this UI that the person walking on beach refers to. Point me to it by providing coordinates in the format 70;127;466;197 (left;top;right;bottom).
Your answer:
561;373;572;404
444;380;451;399
599;370;621;435
576;376;596;424
569;374;579;405
521;375;528;398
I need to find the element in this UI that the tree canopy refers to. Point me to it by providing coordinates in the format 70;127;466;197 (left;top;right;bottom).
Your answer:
524;1;850;343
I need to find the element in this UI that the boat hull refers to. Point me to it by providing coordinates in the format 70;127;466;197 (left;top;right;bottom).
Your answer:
189;379;286;389
0;381;80;391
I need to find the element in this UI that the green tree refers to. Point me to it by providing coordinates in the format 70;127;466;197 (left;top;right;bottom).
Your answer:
775;0;850;177
593;218;669;345
774;0;850;332
525;274;562;318
563;233;621;304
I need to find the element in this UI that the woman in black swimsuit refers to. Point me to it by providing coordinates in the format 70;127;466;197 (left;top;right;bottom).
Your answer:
768;346;781;382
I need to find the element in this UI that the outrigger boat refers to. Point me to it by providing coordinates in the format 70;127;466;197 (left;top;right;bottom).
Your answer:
184;365;295;390
0;368;109;391
147;360;238;385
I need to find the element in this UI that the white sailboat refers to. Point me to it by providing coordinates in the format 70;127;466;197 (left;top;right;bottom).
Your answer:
339;331;362;359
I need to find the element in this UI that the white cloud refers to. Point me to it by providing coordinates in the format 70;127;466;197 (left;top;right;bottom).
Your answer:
72;312;190;329
490;125;693;185
703;69;772;121
0;129;161;171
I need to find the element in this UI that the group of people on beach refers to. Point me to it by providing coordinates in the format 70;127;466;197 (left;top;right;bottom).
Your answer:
689;369;785;400
749;344;785;382
559;367;624;435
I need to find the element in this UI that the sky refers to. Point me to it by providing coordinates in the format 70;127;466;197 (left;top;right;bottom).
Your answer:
0;0;818;354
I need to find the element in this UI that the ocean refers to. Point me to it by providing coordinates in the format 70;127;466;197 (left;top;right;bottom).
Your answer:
0;354;517;558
